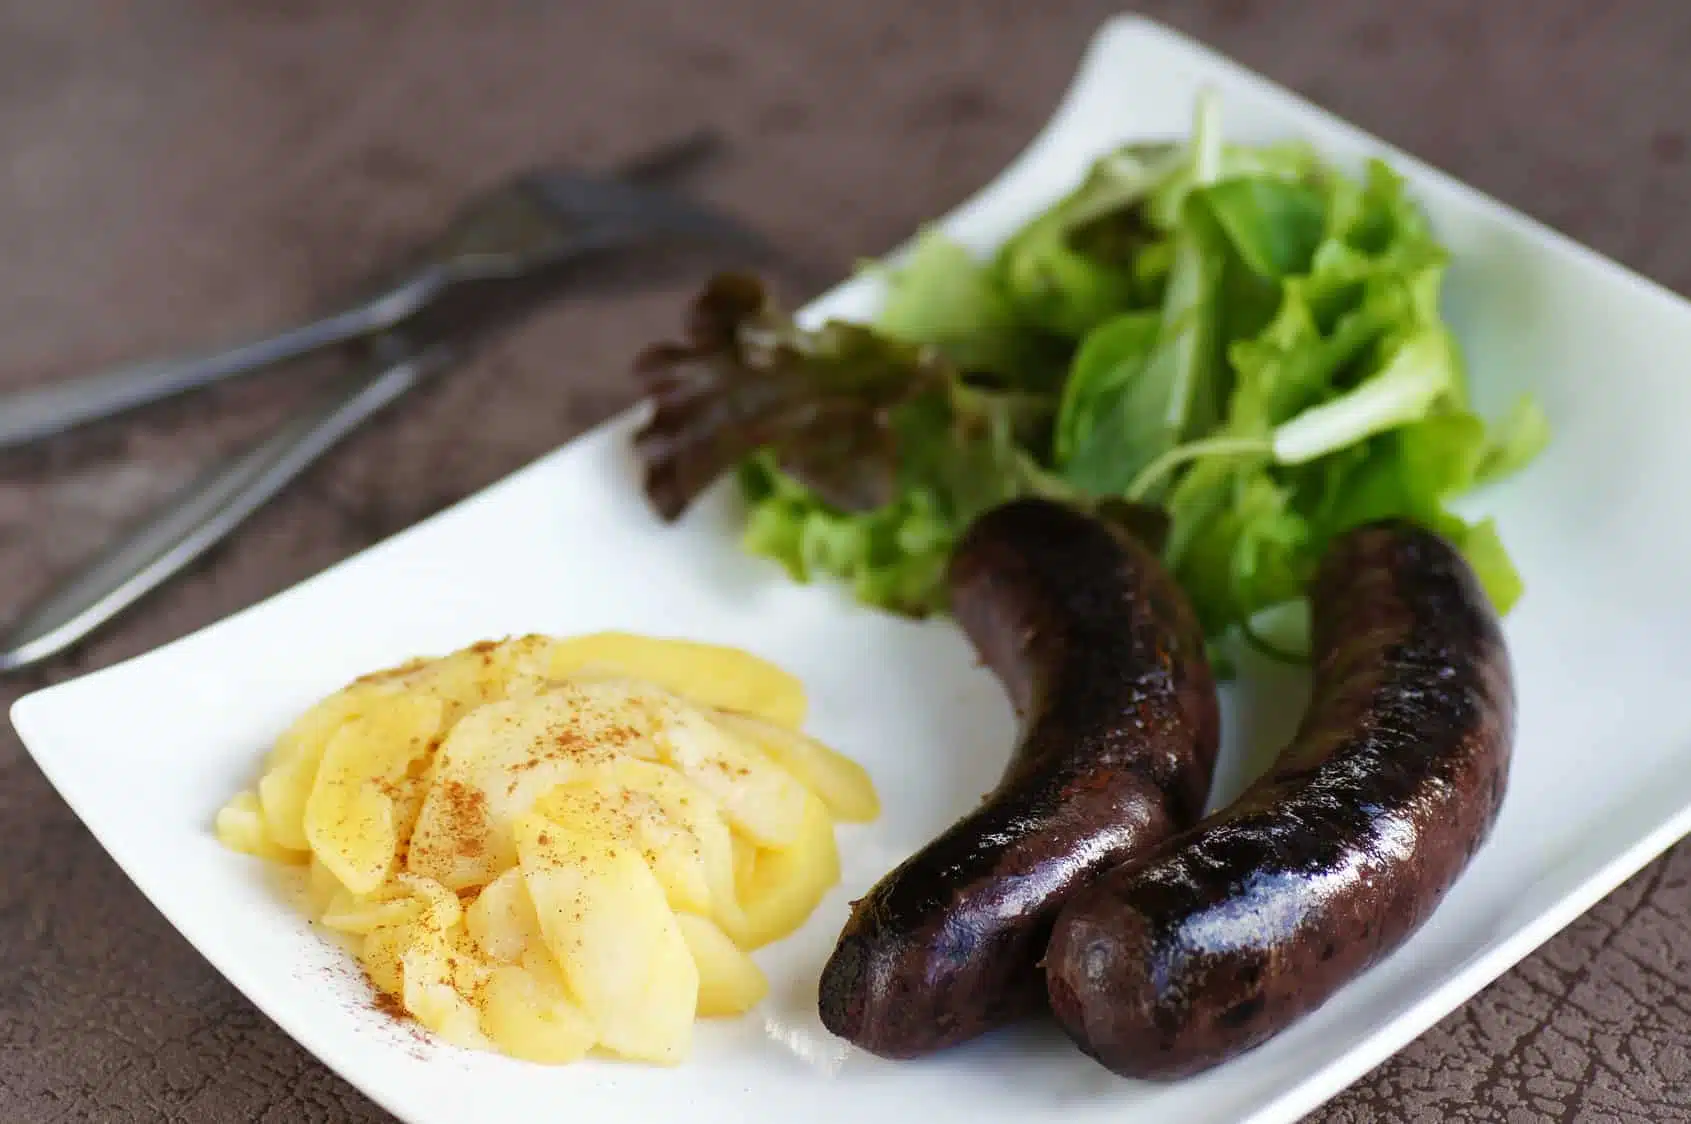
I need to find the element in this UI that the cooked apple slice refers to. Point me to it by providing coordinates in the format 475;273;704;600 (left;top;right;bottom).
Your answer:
677;913;768;1017
545;632;806;728
214;790;306;863
465;867;541;963
479;951;597;1064
387;635;554;725
711;709;880;823
259;682;395;851
401;920;492;1051
733;790;841;949
304;693;445;894
406;683;664;889
645;690;809;849
514;813;697;1065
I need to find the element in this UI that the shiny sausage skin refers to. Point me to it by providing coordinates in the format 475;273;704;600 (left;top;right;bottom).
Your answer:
1045;519;1516;1079
817;498;1220;1058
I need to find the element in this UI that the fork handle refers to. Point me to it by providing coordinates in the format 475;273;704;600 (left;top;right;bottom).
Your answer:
0;304;407;451
0;347;450;672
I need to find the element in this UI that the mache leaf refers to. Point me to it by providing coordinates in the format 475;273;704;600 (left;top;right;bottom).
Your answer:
1202;177;1327;280
1052;312;1160;470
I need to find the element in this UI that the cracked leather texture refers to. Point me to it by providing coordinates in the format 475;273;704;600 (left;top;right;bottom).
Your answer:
2;1;1688;1120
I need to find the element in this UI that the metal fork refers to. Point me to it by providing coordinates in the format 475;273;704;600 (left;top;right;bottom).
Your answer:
0;131;766;672
0;131;746;448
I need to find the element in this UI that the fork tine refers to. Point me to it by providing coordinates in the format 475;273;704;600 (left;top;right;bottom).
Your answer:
518;171;772;255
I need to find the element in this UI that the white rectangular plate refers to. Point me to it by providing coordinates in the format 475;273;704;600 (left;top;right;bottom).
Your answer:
15;16;1691;1124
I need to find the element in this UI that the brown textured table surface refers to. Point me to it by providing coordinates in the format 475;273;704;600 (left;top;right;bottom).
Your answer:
2;2;1688;1120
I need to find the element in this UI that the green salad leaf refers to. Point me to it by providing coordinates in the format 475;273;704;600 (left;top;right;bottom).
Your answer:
1204;177;1327;280
1052;312;1160;471
631;89;1550;654
871;228;1039;382
992;142;1183;339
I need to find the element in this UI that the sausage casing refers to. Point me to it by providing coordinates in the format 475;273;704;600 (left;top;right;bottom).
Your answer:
1046;519;1516;1079
817;498;1220;1058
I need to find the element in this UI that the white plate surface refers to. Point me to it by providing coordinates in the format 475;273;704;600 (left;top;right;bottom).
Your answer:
15;16;1691;1124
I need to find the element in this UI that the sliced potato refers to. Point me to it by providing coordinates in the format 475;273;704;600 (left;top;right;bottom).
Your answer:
733;790;840;949
677;913;768;1017
215;790;307;863
304;693;446;894
712;710;880;823
546;632;806;728
515;813;697;1065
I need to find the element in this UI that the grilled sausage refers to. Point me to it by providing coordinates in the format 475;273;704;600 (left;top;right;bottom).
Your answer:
817;498;1220;1058
1045;519;1516;1079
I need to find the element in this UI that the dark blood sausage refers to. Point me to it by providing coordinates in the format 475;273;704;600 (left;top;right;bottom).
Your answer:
1045;519;1516;1079
817;497;1220;1058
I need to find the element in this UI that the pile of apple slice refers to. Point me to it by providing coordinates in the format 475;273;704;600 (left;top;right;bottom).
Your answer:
216;633;878;1065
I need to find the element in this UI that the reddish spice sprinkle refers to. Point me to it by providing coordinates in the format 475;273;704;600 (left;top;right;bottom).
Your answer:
437;779;489;859
371;990;409;1022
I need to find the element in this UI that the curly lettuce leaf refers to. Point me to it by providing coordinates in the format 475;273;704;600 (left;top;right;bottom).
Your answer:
1119;147;1544;633
992;143;1183;338
1269;327;1461;465
1174;466;1313;637
734;385;1068;616
738;456;958;615
994;210;1155;340
1476;395;1552;484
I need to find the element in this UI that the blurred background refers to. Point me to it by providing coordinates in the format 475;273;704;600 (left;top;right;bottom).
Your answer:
2;3;1688;1120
